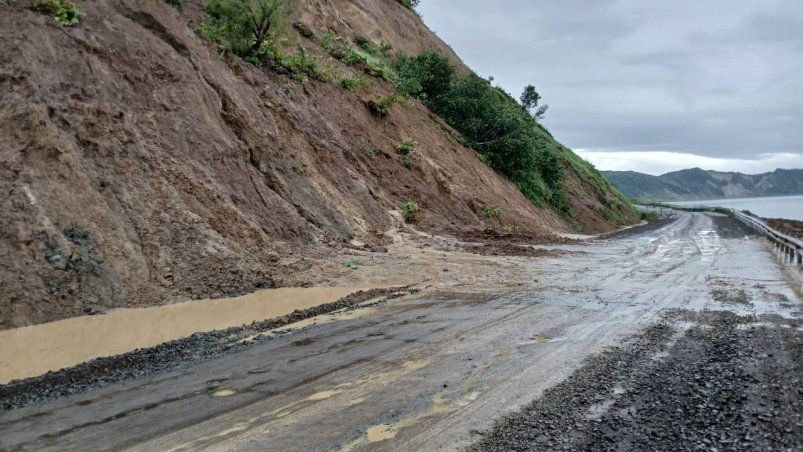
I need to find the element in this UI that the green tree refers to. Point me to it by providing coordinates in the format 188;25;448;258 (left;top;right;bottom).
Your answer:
520;84;548;119
202;0;293;56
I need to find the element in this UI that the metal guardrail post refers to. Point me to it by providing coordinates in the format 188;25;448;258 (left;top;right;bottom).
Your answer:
728;208;802;268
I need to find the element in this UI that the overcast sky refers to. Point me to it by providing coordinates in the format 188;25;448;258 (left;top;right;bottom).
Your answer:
418;0;803;175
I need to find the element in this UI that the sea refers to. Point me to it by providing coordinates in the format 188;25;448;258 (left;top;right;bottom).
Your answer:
675;194;803;221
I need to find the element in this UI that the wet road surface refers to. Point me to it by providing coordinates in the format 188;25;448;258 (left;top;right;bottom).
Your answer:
1;212;801;451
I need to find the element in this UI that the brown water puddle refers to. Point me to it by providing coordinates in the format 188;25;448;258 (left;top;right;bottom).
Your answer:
0;287;369;385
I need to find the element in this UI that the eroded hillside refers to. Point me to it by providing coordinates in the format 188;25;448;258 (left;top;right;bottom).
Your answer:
0;0;635;328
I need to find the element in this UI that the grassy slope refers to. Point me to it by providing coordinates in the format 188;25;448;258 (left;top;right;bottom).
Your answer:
532;125;636;226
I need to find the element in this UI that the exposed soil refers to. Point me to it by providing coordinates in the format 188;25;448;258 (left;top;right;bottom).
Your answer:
459;243;564;258
765;218;803;240
0;287;414;411
0;0;634;329
597;215;677;240
469;310;803;451
711;214;762;239
449;227;578;246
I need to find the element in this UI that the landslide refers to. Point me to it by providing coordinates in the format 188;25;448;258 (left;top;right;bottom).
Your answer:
0;0;634;329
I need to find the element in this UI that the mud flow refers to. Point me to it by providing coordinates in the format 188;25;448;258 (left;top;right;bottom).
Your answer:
0;287;367;384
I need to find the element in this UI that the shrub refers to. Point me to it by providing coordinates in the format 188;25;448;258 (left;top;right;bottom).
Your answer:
278;45;322;79
533;147;565;191
292;21;314;39
31;0;83;26
341;260;360;270
402;155;414;169
367;95;401;116
338;75;373;92
503;224;517;233
397;0;420;10
281;84;294;98
165;0;183;10
201;0;293;58
396;139;416;156
402;201;419;222
355;35;372;50
483;207;501;218
639;210;659;221
396;50;454;109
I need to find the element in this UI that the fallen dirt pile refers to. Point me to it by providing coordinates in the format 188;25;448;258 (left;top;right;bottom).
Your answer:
711;214;761;239
0;287;413;411
764;218;803;239
470;310;803;451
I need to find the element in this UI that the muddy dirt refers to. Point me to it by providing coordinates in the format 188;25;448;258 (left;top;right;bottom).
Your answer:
597;216;677;240
459;243;564;258
0;286;381;384
0;211;800;451
0;0;638;331
711;214;762;239
0;287;413;411
469;310;803;451
765;218;803;239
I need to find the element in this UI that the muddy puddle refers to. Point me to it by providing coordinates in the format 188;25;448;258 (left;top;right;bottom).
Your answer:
0;287;371;384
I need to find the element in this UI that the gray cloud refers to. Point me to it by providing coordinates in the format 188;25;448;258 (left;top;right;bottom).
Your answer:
418;0;803;172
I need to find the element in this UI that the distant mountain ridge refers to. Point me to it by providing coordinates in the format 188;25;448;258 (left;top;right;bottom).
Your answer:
602;168;803;201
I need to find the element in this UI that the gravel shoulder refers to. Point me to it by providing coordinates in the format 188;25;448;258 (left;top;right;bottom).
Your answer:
469;310;803;451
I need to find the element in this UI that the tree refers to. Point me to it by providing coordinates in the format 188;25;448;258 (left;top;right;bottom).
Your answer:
202;0;293;56
520;84;548;120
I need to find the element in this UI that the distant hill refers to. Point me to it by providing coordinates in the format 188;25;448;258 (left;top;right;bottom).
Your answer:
602;168;803;201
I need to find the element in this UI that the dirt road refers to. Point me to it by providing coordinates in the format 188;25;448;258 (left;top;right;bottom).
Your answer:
1;212;801;450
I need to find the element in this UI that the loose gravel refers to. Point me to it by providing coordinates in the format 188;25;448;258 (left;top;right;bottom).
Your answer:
470;310;803;451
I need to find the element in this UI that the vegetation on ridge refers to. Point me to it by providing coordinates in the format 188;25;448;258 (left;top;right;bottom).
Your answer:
195;1;634;224
394;50;574;214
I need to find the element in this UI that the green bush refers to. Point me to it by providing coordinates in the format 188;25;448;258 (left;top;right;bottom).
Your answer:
341;260;360;270
396;50;454;109
367;95;405;116
396;138;417;169
325;34;397;83
292;21;314;39
483;207;501;218
338;75;373;92
402;201;420;222
396;138;416;156
397;0;420;10
639;210;659;221
165;0;183;10
201;0;293;58
31;0;83;26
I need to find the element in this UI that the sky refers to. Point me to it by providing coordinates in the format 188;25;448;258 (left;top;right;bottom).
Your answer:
418;0;803;175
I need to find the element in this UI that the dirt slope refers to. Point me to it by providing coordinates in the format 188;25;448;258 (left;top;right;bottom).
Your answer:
0;0;630;328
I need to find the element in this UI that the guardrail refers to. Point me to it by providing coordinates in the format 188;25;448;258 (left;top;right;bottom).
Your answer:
728;210;803;265
637;203;803;266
